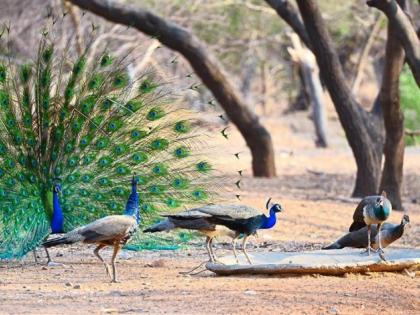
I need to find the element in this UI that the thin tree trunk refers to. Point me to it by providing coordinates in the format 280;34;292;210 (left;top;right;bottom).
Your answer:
378;0;407;210
296;0;383;196
68;0;276;176
367;0;420;87
288;34;328;147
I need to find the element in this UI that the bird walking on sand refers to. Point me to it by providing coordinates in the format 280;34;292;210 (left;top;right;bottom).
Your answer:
43;176;140;282
323;214;409;250
144;207;242;263
349;191;392;256
199;199;283;264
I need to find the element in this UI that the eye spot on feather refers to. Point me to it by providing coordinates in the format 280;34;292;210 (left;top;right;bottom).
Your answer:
98;177;111;186
102;98;113;110
115;165;129;175
79;136;91;148
166;198;180;208
83;155;95;165
81;174;92;183
0;143;6;155
139;79;158;94
174;120;191;133
67;157;78;167
131;152;148;164
100;54;112;67
112;72;129;89
64;142;74;153
98;157;112;167
67;174;77;183
131;129;148;141
174;146;189;158
196;161;211;173
150;138;169;151
108;201;119;211
192;189;207;200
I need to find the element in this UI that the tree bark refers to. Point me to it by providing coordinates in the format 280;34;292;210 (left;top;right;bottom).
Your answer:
68;0;276;177
367;0;420;87
288;33;328;147
296;0;383;196
378;0;407;210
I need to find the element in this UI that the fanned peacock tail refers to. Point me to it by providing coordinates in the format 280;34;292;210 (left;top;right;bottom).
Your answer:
0;21;231;259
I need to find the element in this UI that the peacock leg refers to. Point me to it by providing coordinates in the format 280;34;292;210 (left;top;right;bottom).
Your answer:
93;244;111;280
33;249;38;264
44;246;64;266
376;223;384;253
204;236;213;262
376;223;387;261
110;243;121;283
242;235;253;265
232;235;240;264
209;237;222;264
367;224;371;256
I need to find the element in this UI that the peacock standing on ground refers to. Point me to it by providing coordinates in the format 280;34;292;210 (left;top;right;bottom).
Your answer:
43;176;140;282
0;23;225;261
349;191;392;258
144;206;241;263
199;199;283;264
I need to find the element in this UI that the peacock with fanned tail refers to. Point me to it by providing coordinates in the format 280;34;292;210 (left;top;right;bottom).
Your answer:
0;26;223;260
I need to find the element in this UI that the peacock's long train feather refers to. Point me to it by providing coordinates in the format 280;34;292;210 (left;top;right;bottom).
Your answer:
0;23;228;259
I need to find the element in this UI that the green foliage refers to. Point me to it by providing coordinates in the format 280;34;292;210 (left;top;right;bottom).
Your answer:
400;67;420;146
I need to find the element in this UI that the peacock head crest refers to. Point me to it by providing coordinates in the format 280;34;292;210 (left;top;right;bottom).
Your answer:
53;177;62;193
131;173;139;187
266;197;283;213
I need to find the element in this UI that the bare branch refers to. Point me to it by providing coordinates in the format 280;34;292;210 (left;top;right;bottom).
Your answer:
351;15;384;94
264;0;311;50
405;129;420;137
367;0;420;86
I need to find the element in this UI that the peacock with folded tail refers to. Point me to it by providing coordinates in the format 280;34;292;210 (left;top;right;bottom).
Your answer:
0;24;224;260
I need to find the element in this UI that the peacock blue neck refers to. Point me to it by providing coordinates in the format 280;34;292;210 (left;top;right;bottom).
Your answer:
124;179;140;224
259;207;277;229
51;186;64;233
373;202;391;221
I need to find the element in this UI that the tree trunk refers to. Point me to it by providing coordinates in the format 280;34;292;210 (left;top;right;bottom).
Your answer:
296;0;383;196
68;0;276;177
367;0;420;87
288;33;328;147
378;0;407;210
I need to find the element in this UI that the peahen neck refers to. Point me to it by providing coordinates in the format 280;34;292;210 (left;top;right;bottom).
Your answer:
124;180;140;224
259;208;277;229
51;188;64;233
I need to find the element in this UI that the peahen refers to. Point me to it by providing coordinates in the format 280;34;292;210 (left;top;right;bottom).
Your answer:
349;191;392;257
144;206;241;263
0;23;223;260
323;215;409;250
199;198;283;264
43;176;140;282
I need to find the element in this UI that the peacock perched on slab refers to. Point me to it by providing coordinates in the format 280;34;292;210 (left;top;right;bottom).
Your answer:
0;23;227;260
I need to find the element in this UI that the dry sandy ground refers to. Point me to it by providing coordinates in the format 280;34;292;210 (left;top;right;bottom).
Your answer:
1;116;419;314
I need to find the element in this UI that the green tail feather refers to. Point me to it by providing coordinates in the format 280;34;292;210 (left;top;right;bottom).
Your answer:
0;18;231;259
